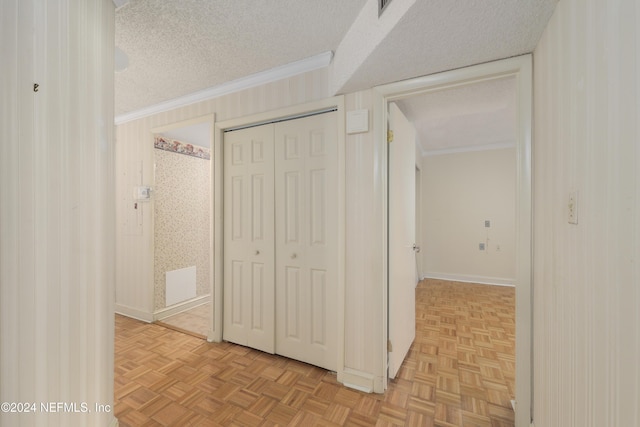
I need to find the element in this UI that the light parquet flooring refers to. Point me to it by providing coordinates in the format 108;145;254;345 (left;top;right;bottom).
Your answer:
156;303;211;339
114;279;515;426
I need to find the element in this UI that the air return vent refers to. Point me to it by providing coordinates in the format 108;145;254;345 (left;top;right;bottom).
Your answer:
379;0;393;16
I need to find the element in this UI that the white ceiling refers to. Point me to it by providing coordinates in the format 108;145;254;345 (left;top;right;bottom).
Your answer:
395;76;517;155
159;122;211;149
115;0;557;152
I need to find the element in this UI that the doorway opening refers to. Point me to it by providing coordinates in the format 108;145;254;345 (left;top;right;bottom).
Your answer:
377;55;532;426
150;115;215;339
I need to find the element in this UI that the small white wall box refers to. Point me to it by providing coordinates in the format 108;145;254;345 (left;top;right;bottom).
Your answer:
133;186;152;201
346;109;369;134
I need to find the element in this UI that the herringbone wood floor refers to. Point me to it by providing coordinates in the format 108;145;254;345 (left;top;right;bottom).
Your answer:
114;279;515;426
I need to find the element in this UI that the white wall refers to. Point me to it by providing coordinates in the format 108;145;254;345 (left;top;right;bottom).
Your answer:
0;1;116;426
533;0;640;425
421;148;516;285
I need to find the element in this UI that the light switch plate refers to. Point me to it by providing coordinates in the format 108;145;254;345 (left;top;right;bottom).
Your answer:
346;109;369;134
133;186;152;201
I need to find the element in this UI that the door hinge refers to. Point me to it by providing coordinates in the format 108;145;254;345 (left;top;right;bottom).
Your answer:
387;339;393;352
387;130;394;143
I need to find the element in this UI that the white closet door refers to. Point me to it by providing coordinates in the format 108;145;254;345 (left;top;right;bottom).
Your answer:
274;112;338;371
223;124;275;353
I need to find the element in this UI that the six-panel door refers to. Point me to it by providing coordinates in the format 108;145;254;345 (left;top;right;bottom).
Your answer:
274;113;338;371
222;112;338;371
223;123;276;354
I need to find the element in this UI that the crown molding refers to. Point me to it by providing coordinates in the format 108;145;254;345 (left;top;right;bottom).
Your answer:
422;141;515;157
115;51;334;125
112;0;129;10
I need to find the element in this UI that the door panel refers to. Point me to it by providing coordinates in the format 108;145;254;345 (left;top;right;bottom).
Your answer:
388;102;416;378
284;266;301;339
223;112;338;371
310;269;327;345
223;124;275;354
284;171;301;243
275;112;338;371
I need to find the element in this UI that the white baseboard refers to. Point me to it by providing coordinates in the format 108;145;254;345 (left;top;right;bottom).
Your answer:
423;272;515;287
153;294;210;321
115;304;154;323
341;368;375;393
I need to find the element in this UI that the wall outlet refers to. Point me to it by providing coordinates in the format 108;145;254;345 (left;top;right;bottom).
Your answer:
568;191;578;224
479;243;485;250
485;220;491;227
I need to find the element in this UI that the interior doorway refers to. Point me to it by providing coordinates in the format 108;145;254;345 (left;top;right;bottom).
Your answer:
377;55;532;427
150;115;215;339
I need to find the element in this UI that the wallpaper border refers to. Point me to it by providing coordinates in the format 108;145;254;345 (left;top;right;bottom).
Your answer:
154;136;211;160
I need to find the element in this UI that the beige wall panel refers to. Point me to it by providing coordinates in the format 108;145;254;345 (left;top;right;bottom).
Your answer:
343;90;385;385
1;1;116;425
533;0;640;425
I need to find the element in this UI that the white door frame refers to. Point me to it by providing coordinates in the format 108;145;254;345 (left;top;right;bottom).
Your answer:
373;55;533;426
212;96;347;382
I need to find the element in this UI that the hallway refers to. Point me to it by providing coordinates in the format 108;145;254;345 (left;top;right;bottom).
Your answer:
114;279;515;426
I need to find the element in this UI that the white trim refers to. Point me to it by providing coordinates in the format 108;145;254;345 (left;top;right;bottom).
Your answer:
115;51;334;125
115;304;154;323
371;88;388;394
342;368;376;393
213;96;346;379
151;114;216;134
112;0;128;10
153;294;210;321
423;273;515;287
423;141;515;157
374;55;533;426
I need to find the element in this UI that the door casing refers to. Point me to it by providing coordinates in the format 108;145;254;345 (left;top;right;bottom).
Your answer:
373;55;533;426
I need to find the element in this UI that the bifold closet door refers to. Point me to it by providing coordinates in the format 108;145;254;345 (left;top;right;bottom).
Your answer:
274;112;338;371
223;124;275;354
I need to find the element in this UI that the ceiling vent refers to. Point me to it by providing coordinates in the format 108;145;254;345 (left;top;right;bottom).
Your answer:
379;0;393;16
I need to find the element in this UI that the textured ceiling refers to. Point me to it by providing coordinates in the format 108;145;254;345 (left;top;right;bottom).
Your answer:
336;0;557;94
395;77;516;154
115;0;557;152
115;0;367;115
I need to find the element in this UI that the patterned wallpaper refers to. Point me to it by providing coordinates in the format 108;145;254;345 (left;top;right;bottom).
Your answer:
154;138;211;310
